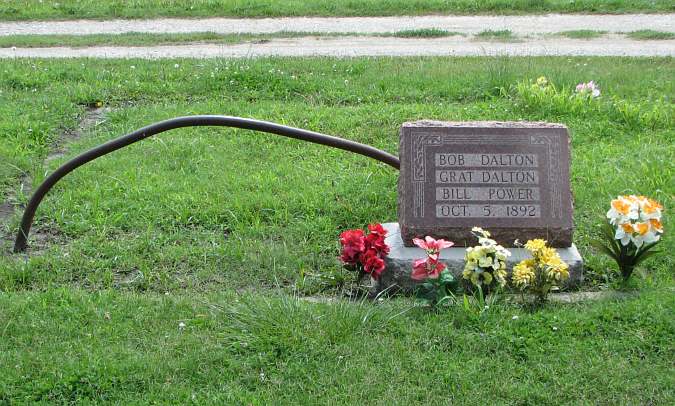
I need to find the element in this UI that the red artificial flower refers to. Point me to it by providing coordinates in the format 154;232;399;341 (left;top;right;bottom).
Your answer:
362;249;386;280
367;223;387;237
339;224;390;280
411;258;446;281
412;236;454;261
340;229;365;265
365;230;389;257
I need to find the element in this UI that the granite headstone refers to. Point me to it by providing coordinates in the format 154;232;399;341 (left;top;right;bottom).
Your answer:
398;121;574;247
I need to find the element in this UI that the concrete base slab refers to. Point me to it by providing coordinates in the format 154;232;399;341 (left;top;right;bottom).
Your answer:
378;222;583;293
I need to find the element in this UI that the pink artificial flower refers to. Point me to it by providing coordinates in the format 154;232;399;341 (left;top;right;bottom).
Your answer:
339;229;365;265
412;236;454;260
411;258;446;280
576;81;600;97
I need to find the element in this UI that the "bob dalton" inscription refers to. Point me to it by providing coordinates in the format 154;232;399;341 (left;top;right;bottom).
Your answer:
435;153;538;167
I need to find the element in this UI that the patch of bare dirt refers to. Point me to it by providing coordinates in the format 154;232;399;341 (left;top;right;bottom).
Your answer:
45;106;111;164
1;106;111;254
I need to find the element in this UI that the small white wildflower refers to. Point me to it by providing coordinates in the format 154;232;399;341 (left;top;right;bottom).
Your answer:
512;315;519;320
178;321;186;329
552;326;558;331
174;63;180;68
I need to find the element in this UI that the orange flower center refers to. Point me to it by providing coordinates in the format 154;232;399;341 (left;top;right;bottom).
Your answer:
636;222;650;236
649;218;663;231
611;199;631;215
643;199;663;214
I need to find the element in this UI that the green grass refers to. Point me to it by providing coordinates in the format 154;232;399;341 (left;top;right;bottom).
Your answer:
0;31;341;48
0;0;673;20
387;29;461;38
0;32;263;48
560;30;606;39
475;29;518;42
626;30;675;40
3;29;672;49
0;56;673;402
0;31;464;49
0;288;673;403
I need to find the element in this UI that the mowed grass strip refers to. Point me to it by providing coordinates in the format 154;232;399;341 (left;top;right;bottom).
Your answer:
0;57;672;292
0;287;673;403
1;0;673;20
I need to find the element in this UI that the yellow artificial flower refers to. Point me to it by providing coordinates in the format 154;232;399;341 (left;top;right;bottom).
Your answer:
494;268;508;287
478;256;493;268
539;247;558;263
547;265;569;281
512;259;536;288
482;272;493;285
525;239;547;253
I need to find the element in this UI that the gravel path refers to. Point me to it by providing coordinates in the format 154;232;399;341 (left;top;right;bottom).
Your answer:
1;14;673;36
2;36;672;58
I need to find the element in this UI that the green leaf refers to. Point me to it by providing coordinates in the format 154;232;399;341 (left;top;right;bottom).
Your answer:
634;249;661;266
439;269;455;284
590;239;619;261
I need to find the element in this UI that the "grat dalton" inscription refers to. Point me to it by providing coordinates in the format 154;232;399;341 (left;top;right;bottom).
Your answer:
435;170;539;184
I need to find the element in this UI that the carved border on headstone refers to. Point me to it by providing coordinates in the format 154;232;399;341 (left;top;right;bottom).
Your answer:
529;134;563;218
409;130;563;219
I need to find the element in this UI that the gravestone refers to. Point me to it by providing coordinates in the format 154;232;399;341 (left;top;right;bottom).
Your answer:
379;121;583;292
398;121;574;247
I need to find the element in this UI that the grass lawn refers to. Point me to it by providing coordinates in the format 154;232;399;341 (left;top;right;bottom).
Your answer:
0;56;673;403
0;0;672;20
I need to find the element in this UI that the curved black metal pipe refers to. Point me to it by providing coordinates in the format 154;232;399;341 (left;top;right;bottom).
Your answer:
13;115;400;253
